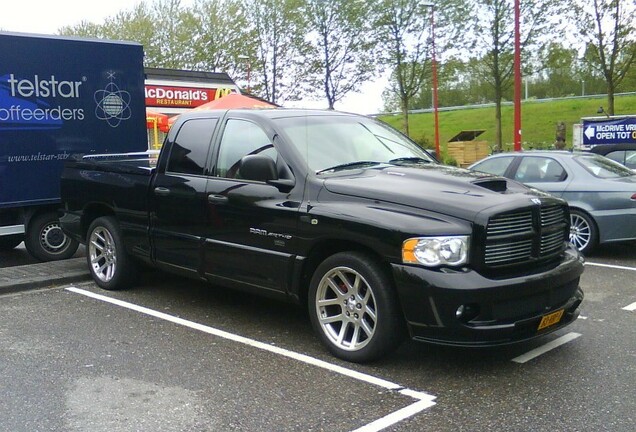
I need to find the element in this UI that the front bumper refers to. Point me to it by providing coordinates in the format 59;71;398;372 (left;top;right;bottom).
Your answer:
391;245;585;347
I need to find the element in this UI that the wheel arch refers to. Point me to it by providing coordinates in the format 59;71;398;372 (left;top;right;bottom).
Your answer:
569;206;599;252
23;204;63;227
295;239;394;307
80;204;116;242
569;206;598;232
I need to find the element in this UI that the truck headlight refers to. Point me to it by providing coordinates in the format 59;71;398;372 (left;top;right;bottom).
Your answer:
402;236;469;267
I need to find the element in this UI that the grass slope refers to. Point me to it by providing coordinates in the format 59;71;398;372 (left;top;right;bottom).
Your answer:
379;94;636;154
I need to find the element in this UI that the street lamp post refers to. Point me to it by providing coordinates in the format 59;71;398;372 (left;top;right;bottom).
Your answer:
423;2;440;159
237;55;251;94
513;0;522;151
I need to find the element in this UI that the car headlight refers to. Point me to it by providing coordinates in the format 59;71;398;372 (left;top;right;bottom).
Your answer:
402;236;470;267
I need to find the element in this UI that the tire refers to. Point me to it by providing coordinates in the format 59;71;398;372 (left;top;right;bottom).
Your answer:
0;234;24;251
86;216;138;290
308;251;404;363
569;210;598;255
25;212;79;261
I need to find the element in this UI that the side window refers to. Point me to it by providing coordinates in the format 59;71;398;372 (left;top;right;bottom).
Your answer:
472;156;514;176
542;159;567;182
216;119;278;179
515;157;565;183
167;118;218;175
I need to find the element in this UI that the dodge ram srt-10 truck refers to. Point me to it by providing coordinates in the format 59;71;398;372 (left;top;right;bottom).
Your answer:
60;109;585;362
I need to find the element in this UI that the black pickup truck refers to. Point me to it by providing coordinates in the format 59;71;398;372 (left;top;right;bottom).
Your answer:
60;109;584;362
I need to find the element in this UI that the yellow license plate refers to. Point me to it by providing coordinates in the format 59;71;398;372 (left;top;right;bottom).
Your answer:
538;309;564;330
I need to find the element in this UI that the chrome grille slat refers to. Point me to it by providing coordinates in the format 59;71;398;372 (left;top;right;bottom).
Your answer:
486;211;533;236
485;240;533;264
484;204;567;267
486;241;533;254
541;205;565;226
541;230;565;255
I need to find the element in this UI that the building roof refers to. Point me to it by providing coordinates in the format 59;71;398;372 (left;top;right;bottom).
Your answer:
144;67;236;86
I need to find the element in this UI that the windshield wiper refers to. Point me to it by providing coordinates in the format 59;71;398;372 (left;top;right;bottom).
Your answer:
316;161;381;174
388;157;433;165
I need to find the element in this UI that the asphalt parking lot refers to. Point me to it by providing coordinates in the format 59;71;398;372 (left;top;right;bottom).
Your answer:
1;242;634;431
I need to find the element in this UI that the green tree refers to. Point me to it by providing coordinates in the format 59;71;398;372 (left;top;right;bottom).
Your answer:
305;0;377;109
58;20;107;38
530;43;582;98
190;0;254;78
461;0;563;151
411;56;497;109
375;0;433;136
144;0;195;69
59;0;193;69
573;0;636;115
243;0;310;104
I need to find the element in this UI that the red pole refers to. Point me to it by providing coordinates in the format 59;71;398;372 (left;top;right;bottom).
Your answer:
513;0;522;151
431;7;440;158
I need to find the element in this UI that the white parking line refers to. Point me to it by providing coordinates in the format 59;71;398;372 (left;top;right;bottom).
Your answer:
623;302;636;311
585;261;636;312
66;287;436;431
585;262;636;272
512;333;582;364
351;396;435;432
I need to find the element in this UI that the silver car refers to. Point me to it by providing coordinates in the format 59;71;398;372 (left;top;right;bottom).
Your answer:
469;151;636;254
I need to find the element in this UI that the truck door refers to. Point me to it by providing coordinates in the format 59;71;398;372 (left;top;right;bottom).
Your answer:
150;117;219;273
203;117;299;295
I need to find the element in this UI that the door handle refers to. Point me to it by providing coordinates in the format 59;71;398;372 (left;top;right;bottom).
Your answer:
208;194;228;204
154;187;171;196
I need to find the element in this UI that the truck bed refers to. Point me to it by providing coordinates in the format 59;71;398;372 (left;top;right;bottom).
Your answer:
67;151;159;176
61;152;158;243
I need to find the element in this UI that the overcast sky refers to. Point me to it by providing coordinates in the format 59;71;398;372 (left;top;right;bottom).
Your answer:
0;0;385;114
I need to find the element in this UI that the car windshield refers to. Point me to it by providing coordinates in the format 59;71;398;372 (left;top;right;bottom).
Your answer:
574;154;635;178
273;115;435;173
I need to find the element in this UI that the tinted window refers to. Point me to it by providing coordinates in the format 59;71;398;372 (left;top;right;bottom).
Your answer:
167;118;218;175
625;151;636;169
472;156;514;176
216;119;278;179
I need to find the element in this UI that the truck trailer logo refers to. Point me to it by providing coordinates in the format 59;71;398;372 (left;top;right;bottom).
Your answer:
0;73;85;130
0;71;131;130
94;71;132;128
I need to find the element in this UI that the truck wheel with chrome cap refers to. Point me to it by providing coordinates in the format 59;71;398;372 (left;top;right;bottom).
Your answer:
86;216;138;290
308;251;404;363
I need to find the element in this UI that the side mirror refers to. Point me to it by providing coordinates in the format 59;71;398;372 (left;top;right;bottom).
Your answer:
238;154;278;182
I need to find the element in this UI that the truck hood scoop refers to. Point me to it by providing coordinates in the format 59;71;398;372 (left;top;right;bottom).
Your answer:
470;178;508;192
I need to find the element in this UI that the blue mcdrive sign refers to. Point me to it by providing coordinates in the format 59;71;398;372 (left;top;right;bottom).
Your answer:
582;117;636;145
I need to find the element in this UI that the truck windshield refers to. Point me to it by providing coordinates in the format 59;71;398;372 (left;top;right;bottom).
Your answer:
274;115;435;173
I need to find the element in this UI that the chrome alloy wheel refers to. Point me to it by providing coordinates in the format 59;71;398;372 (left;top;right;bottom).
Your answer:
88;226;117;283
315;266;377;352
569;213;592;251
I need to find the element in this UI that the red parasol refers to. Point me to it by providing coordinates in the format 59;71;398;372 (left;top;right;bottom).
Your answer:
168;93;277;126
193;93;277;110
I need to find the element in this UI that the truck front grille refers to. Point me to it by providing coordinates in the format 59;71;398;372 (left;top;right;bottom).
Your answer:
484;204;568;267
